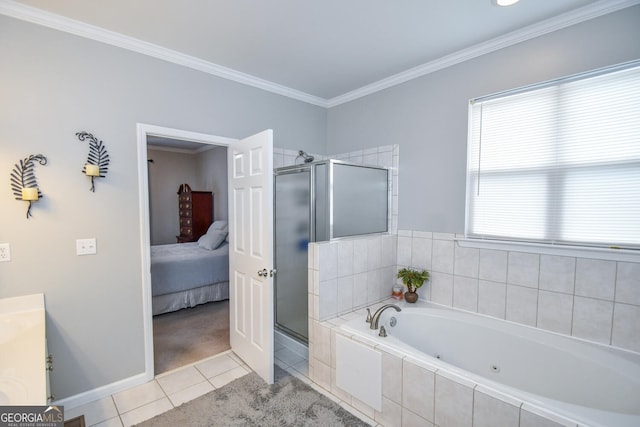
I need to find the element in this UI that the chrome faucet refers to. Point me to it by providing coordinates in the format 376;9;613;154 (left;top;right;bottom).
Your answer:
369;304;402;330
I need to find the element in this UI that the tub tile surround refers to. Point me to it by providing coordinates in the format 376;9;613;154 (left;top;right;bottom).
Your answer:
398;231;640;354
309;306;582;427
310;234;398;321
307;230;640;427
310;305;582;427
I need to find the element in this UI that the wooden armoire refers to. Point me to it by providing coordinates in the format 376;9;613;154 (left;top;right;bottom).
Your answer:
176;183;214;243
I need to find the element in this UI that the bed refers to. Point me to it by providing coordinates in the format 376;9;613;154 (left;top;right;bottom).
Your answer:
151;223;229;315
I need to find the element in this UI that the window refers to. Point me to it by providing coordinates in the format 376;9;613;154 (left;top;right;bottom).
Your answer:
466;61;640;249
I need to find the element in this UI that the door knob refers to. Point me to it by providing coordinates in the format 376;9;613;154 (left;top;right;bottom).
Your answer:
257;268;268;277
269;269;277;277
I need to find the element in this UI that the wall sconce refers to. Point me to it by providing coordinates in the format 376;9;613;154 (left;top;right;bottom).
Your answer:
77;131;110;192
10;154;47;218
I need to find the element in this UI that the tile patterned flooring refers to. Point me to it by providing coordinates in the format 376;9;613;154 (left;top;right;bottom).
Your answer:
65;342;380;426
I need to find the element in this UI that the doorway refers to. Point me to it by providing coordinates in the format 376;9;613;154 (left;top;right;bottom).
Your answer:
137;124;235;378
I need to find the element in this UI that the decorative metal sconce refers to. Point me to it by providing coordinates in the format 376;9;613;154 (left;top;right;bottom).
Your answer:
10;154;48;218
77;131;109;192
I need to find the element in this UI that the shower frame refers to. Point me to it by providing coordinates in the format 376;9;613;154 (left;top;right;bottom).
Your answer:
274;159;390;343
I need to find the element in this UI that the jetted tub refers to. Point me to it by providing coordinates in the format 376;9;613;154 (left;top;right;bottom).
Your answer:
341;302;640;427
0;293;47;405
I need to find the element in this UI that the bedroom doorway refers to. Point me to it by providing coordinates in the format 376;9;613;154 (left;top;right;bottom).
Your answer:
137;124;236;377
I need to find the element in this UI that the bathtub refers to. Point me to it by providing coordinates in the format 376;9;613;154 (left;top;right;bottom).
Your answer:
340;302;640;427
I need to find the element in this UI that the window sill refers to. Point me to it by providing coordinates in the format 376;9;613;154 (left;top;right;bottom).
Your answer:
456;238;640;263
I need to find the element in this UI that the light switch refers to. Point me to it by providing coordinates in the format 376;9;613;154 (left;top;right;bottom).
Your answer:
76;238;97;255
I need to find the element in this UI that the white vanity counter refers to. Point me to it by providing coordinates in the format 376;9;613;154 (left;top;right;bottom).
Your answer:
0;293;47;405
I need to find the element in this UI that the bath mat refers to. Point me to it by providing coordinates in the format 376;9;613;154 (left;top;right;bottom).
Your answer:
135;366;371;426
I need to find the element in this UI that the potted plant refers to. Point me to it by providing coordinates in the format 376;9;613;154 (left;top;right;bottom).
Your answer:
397;267;430;303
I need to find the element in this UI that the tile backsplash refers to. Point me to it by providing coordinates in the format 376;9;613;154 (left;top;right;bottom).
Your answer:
309;233;398;321
397;230;640;353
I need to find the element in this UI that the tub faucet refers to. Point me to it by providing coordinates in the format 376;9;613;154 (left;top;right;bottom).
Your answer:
370;304;402;330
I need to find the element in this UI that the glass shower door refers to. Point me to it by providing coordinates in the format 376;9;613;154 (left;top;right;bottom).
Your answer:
274;169;310;342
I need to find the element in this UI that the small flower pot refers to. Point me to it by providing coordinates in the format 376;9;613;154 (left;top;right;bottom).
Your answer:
404;291;419;303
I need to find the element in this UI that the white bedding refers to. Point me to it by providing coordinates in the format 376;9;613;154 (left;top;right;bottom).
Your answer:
150;242;229;314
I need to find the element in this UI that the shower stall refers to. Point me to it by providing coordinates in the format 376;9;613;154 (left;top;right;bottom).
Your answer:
274;159;389;343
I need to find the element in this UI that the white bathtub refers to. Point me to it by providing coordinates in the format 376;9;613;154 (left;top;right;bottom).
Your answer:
341;302;640;427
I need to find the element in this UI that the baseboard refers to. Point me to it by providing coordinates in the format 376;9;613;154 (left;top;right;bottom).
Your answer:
53;371;152;410
275;329;308;359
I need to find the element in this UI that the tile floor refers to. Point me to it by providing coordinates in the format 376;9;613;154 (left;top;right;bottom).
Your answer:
65;343;380;427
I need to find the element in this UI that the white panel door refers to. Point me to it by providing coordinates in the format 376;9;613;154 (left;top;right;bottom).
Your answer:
228;129;274;384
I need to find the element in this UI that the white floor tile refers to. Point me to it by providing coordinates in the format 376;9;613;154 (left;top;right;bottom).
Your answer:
274;357;290;369
209;366;250;388
156;366;207;395
119;397;173;427
168;380;215;407
64;396;118;426
112;381;166;414
227;351;247;366
195;353;241;379
292;359;309;377
275;347;305;366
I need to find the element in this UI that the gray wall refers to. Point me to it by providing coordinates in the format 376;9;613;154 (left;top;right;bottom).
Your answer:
147;149;198;245
196;146;228;223
327;5;640;233
0;15;326;399
147;147;227;245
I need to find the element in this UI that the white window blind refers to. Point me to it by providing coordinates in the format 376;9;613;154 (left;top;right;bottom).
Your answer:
466;61;640;249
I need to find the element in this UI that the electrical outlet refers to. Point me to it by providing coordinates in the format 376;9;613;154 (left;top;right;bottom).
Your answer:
0;243;10;262
76;238;97;255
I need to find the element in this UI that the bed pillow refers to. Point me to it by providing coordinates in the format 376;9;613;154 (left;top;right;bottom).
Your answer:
206;220;228;234
198;230;227;250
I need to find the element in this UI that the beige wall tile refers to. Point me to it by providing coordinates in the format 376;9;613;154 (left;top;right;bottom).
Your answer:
402;359;435;422
473;388;520;427
434;373;473;427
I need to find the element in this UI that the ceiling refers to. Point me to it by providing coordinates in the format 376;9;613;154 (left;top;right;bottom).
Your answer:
4;0;635;105
146;135;219;153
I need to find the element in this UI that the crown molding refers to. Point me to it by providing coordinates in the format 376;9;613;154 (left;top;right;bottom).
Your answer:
147;144;206;155
0;0;329;108
326;0;640;107
147;143;220;155
1;0;637;109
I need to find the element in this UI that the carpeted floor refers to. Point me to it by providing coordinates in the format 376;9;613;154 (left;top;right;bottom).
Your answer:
153;300;230;374
136;366;372;427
